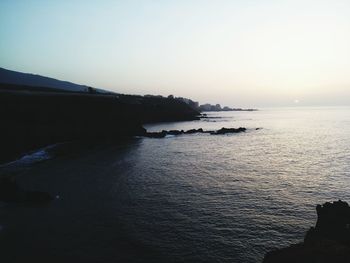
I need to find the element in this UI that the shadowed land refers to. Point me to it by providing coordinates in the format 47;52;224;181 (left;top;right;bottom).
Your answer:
0;84;200;164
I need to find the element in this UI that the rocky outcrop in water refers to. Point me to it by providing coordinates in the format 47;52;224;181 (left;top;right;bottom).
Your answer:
0;177;53;203
210;127;246;135
144;127;246;138
263;200;350;263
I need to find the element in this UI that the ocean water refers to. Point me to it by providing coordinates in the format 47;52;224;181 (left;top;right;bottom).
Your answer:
1;107;350;263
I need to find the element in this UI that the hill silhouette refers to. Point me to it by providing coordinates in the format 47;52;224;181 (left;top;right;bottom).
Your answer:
0;67;92;92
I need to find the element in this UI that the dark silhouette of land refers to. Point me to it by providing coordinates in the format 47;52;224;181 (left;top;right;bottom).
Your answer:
0;68;258;165
0;67;91;92
0;83;200;164
264;200;350;263
0;69;250;208
198;103;257;112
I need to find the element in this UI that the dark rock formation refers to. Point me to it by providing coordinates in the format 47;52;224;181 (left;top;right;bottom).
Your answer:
0;177;53;203
143;127;246;138
168;130;184;135
210;127;246;135
305;201;350;245
144;131;167;138
184;128;204;134
263;200;350;263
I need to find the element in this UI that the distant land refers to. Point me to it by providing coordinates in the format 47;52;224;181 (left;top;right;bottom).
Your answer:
0;67;92;93
0;67;256;112
197;103;257;112
0;67;112;94
166;95;257;112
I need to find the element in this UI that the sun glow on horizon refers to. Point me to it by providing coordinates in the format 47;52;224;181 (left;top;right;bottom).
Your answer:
1;0;350;107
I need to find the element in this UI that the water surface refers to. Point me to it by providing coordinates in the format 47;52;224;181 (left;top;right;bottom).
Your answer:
1;107;350;262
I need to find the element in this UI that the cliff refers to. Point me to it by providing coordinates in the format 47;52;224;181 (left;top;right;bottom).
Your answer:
0;84;200;164
263;200;350;263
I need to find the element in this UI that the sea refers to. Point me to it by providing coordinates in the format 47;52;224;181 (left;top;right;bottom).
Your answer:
1;106;350;263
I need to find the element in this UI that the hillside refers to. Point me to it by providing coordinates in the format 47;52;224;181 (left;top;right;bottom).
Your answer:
0;67;92;92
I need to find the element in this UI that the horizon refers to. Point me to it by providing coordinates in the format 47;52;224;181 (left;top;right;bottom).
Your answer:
1;1;350;107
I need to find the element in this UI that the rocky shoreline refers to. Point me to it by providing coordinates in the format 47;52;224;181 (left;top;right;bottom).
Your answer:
144;127;247;138
263;200;350;263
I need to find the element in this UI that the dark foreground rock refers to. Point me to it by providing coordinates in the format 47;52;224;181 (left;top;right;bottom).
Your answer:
144;127;246;138
0;177;53;203
263;200;350;263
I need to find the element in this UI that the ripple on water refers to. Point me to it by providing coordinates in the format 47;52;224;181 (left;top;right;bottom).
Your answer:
1;107;350;263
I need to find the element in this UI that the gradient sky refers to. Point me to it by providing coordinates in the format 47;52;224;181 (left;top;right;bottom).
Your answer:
1;0;350;107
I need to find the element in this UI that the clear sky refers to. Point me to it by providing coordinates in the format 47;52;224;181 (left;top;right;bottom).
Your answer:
1;0;350;107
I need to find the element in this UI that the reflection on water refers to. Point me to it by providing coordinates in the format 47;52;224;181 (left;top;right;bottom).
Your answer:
1;107;350;262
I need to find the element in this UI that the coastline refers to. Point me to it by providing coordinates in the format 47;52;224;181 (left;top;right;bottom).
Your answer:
1;107;350;262
0;86;200;164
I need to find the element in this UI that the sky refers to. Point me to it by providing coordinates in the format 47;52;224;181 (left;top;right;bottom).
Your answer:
1;0;350;107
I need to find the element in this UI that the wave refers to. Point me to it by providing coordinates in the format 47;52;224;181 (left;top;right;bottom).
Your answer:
0;144;59;174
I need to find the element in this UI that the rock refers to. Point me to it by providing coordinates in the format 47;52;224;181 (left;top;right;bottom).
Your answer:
305;200;350;245
168;130;184;135
184;128;203;134
210;127;246;135
263;241;350;263
143;127;248;138
144;131;167;138
0;177;53;204
263;200;350;263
